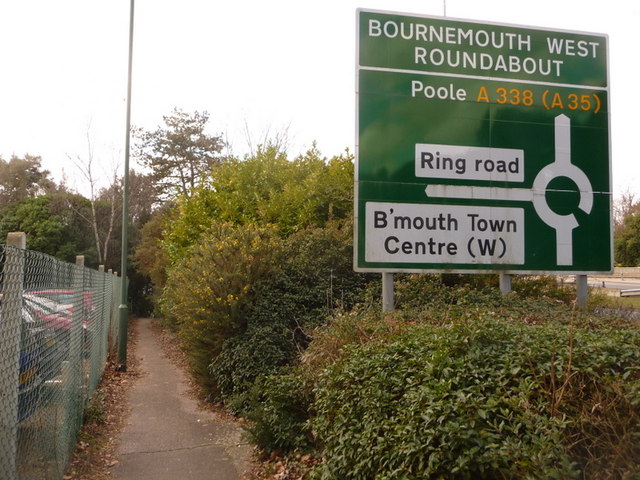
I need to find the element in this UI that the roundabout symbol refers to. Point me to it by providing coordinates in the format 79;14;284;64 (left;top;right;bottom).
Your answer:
425;114;593;266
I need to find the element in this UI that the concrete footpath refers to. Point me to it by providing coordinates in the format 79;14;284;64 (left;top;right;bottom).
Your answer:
114;318;251;480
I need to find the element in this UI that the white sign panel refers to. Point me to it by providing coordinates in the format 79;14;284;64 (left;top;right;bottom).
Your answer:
415;144;524;182
365;202;525;264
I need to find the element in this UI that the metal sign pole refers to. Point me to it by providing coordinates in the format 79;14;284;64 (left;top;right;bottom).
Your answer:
382;273;394;312
500;273;512;294
576;274;588;306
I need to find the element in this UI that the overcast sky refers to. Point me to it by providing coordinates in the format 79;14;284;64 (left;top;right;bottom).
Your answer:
0;0;637;197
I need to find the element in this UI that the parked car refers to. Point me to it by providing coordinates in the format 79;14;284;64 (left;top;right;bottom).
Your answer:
23;293;74;331
26;289;94;319
23;292;92;371
25;289;94;338
23;294;74;376
0;296;46;422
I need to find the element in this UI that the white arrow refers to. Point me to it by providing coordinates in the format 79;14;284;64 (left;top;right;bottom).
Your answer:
425;114;593;266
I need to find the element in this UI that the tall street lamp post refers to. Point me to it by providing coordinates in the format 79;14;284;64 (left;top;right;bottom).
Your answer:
118;0;134;371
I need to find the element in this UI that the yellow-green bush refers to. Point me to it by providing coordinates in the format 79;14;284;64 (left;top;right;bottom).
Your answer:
162;222;282;395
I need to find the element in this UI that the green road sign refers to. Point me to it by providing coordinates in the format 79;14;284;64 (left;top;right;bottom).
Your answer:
355;9;612;274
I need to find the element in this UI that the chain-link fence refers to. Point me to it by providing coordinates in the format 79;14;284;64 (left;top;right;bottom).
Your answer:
0;237;123;480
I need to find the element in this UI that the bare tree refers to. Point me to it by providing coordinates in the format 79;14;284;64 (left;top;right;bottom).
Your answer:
68;131;121;266
242;120;291;158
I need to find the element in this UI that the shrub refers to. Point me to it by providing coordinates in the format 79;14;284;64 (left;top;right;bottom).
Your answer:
512;274;576;303
161;222;282;396
210;322;296;413
394;273;579;311
209;222;375;411
212;270;640;475
161;146;355;263
280;221;374;326
242;369;314;455
395;273;517;312
311;318;640;479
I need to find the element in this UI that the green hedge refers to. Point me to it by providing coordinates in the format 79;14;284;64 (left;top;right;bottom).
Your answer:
210;322;296;413
209;223;374;411
311;318;640;479
242;370;314;454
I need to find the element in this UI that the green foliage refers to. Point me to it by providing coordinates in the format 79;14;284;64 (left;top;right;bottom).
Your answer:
440;272;500;289
234;276;640;477
278;221;371;326
0;194;97;263
0;154;55;215
133;108;225;201
206;143;353;233
0;196;64;252
209;222;374;413
615;208;640;266
132;204;175;291
242;370;314;455
83;389;106;426
311;318;640;479
210;322;296;412
130;203;176;314
394;274;576;311
512;275;579;303
156;142;362;409
394;274;590;331
163;145;354;265
394;273;500;310
155;142;357;345
161;222;282;395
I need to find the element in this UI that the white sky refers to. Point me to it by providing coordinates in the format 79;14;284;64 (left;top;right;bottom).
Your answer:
0;0;637;197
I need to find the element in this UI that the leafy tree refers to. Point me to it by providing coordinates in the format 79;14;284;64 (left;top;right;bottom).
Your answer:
153;142;363;402
50;193;100;263
128;169;157;233
0;155;56;215
131;203;175;290
68;137;122;268
614;200;640;266
209;220;374;413
133;108;225;201
613;190;637;236
79;169;156;273
0;194;96;263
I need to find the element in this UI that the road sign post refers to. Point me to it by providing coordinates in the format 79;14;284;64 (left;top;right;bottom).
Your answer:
355;9;612;275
